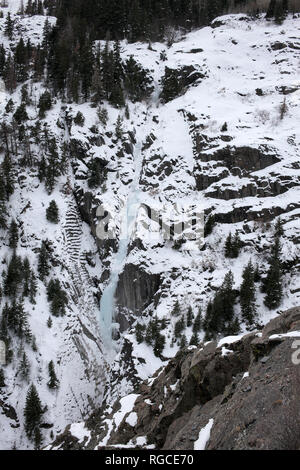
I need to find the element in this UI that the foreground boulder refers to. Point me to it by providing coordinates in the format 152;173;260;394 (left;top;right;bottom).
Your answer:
47;307;300;450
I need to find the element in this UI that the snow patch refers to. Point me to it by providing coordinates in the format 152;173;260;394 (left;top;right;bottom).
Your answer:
194;419;214;451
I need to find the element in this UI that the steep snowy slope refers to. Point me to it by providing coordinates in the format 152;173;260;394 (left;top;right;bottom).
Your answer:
0;3;106;450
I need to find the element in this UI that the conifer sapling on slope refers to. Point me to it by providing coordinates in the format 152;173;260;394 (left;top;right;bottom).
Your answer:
48;360;59;389
193;309;202;333
0;368;5;388
8;219;19;249
186;306;194;327
46;200;59;224
24;384;43;438
37;240;51;281
263;233;283;310
240;260;257;327
172;300;181;317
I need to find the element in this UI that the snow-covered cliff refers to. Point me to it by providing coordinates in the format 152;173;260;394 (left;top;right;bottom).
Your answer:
0;0;299;449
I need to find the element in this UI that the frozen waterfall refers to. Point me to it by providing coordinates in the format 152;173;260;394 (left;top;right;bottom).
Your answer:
99;139;143;352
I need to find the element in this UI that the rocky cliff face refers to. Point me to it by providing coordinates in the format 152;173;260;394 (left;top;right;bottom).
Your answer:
47;307;300;450
65;9;300;402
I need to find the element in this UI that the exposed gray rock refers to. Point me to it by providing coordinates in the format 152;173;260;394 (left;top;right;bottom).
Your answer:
47;307;300;450
116;263;161;314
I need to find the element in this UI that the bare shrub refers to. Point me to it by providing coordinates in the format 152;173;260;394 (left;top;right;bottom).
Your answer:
164;26;183;48
279;97;288;120
256;109;270;124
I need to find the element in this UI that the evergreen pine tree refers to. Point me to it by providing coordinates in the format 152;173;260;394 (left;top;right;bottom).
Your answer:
221;122;228;132
47;360;59;389
189;332;199;346
8;219;18;249
275;217;284;238
186;306;193;327
15;37;28;82
22;257;31;297
45;139;61;194
42;16;51;49
172;300;180;317
110;83;125;108
124;55;154;102
2;153;14;199
37;240;50;281
254;264;261;283
179;335;187;349
204;271;236;339
38;91;52;118
3;53;17;92
221;270;236;325
225;231;241;258
225;317;241;336
29;272;37;304
50;290;67;317
0;368;5;387
4;12;14;40
38;156;47;182
31;336;38;352
97;107;108;127
115;115;124;140
34;427;42;450
225;232;233;258
13;103;29;124
240;260;257;326
282;0;289;15
91;68;104;105
135;322;145;344
5;99;14;113
101;41;114;100
266;0;277;18
203;301;217;341
87;158;105;189
154;332;165;358
232;232;242;258
24;384;43;438
174;316;185;339
46;200;59;223
4;252;23;297
145;321;153;345
274;0;286;23
16;301;31;340
193;309;202;333
20;351;30;381
47;316;52;328
264;236;283;309
0;171;7;229
73;111;85;126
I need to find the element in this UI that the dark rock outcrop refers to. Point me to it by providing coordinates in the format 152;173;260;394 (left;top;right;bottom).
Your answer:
116;263;161;314
160;65;206;103
195;145;280;173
